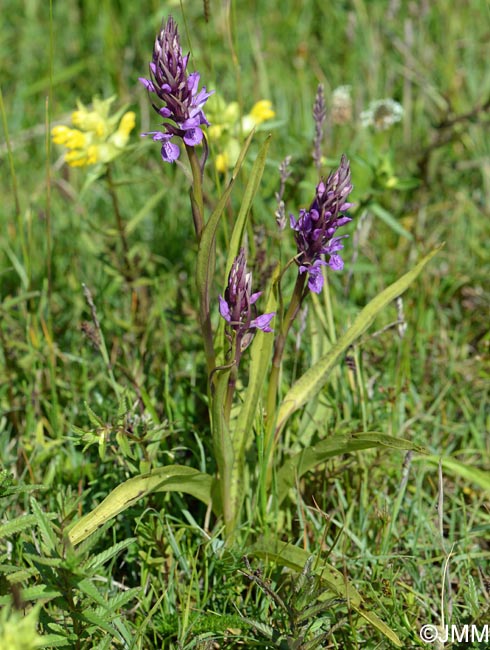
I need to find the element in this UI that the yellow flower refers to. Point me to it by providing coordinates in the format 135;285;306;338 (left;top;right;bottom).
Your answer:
249;100;275;124
215;152;229;173
51;96;135;168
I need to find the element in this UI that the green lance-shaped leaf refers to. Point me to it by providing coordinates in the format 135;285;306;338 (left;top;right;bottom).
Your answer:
251;540;402;647
275;245;443;438
196;129;255;326
67;466;213;546
277;432;427;504
212;134;271;366
418;455;490;492
225;134;271;280
211;366;235;535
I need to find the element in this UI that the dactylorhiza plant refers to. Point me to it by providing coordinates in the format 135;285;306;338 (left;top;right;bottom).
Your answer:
68;13;440;558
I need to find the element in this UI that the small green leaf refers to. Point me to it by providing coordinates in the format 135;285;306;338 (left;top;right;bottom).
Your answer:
275;245;443;437
67;466;213;545
86;538;136;571
0;514;38;539
30;498;58;551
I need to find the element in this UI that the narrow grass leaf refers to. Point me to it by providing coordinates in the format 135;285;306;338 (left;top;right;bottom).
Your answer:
277;432;426;504
126;186;167;234
371;202;414;240
275;245;443;437
67;466;213;545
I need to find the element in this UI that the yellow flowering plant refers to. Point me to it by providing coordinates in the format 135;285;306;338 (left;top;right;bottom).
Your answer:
51;96;135;168
206;94;275;172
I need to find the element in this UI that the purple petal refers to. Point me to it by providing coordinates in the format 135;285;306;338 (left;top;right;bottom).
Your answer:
161;139;180;162
308;273;324;293
187;72;200;94
218;295;231;322
139;77;156;92
328;254;344;270
249;291;262;305
182;127;203;147
250;312;275;332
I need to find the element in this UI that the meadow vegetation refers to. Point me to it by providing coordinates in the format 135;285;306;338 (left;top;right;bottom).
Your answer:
1;0;489;648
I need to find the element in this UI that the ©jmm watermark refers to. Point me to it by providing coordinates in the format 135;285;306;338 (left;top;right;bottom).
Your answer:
419;624;489;644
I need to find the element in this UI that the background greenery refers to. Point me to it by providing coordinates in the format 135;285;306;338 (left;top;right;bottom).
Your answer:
1;0;489;647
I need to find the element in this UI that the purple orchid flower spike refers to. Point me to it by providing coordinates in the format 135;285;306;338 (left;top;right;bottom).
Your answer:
219;249;275;357
139;16;213;162
290;154;354;292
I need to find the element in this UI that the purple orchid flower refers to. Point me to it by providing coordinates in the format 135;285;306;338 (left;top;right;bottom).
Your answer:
139;16;213;162
290;154;353;292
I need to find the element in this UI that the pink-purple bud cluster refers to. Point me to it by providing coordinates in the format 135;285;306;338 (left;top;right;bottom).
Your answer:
219;249;275;354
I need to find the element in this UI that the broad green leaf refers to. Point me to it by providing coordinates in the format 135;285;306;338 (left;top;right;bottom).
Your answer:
419;456;490;491
21;585;63;601
277;432;427;504
34;634;73;647
251;540;402;647
275;245;442;437
67;466;213;545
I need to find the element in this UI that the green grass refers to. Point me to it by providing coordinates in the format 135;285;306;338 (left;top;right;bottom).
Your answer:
1;0;490;648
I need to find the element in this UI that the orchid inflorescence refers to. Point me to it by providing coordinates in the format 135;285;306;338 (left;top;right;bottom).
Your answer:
139;16;213;163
